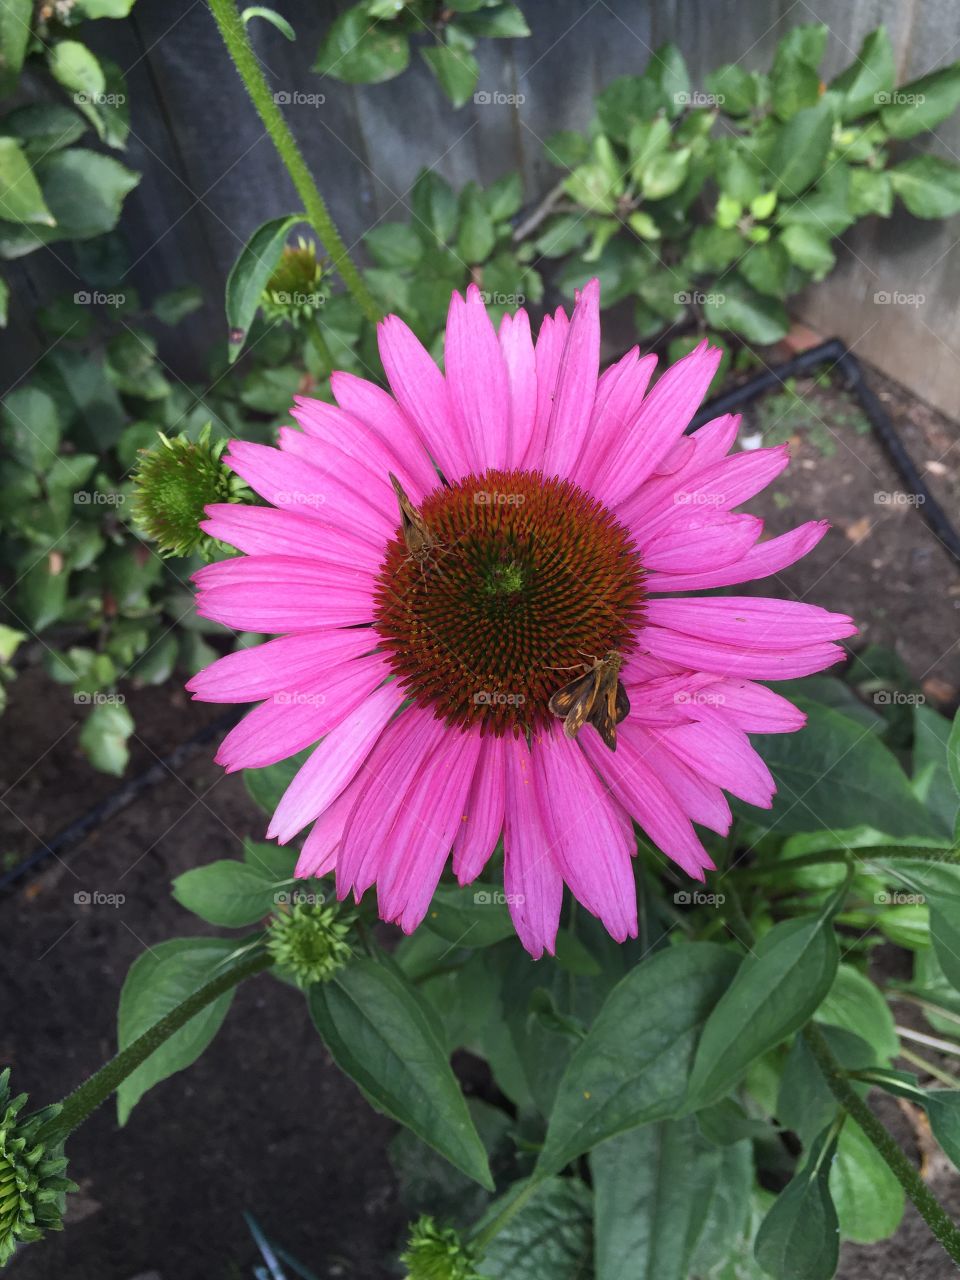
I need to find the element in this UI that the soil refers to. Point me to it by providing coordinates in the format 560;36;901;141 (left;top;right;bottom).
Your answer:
1;359;959;1279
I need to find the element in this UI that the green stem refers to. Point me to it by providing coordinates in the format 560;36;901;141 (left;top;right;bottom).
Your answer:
803;1022;960;1267
206;0;381;325
746;845;959;878
470;1176;547;1253
38;949;274;1144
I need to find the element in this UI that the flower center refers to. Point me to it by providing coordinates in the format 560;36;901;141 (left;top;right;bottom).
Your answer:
372;469;645;734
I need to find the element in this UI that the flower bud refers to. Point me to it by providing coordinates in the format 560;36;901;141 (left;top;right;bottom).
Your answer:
399;1215;483;1280
266;899;352;986
0;1070;76;1266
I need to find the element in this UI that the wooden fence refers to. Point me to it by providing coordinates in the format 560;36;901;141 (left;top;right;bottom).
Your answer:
7;0;960;418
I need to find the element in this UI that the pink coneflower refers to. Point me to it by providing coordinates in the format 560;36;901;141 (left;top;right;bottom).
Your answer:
189;280;855;957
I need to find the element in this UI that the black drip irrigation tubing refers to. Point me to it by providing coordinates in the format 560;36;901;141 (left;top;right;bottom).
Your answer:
3;338;958;898
0;708;239;896
691;337;960;567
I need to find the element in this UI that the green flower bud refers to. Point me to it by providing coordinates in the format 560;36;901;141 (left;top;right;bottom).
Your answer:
266;898;352;986
131;423;245;559
0;1071;76;1267
400;1216;484;1280
261;239;326;327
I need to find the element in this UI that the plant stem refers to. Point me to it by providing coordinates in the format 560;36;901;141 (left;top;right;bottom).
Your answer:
38;949;274;1144
746;845;959;878
899;1046;960;1090
206;0;381;324
470;1175;546;1252
896;1024;960;1059
803;1021;960;1266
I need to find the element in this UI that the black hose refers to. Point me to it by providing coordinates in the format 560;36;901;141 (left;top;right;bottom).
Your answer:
0;708;239;894
691;338;960;566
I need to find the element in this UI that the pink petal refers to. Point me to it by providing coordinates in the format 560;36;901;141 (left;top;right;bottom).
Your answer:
499;310;538;468
582;730;715;879
186;628;375;702
522;306;570;468
576;348;657;491
593;341;723;506
445;285;510;471
503;734;563;958
623;723;732;835
214;653;391;773
661;716;776;809
329;371;439;501
697;679;807;734
294;776;365;879
378;314;472;481
533;729;638;942
268;681;403;841
540;278;601;479
194;556;375;632
639;627;848;679
452;733;506;884
646;520;830;593
646;597;857;650
642;512;762;574
280;420;398;510
200;503;382;568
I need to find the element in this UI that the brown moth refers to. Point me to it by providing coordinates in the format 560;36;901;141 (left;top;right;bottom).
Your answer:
389;472;438;567
548;650;630;751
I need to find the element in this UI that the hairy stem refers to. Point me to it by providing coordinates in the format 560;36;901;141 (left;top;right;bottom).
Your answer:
803;1022;960;1266
206;0;381;324
39;949;274;1144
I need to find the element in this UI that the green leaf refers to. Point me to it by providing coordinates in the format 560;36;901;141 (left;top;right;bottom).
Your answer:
1;385;60;469
536;942;739;1176
0;138;55;225
244;747;311;815
882;63;960;139
771;45;821;120
830;1119;904;1243
423;882;515;947
48;40;106;102
592;1117;751;1280
686;915;839;1110
476;1177;592;1278
0;0;31;96
596;75;665;144
364;221;423;268
79;699;134;775
890;155;960;219
913;705;960;836
241;5;296;40
106;329;170;400
225;213;302;361
817;964;898;1063
769;102;835;196
410;168;458;245
0;148;138;255
949;710;960;798
3;103;86;159
705;64;757;116
17;559;68;630
704;276;789;345
641;147;690;200
779;224;835;280
457;181;495;261
421;44;479;108
172;859;288;927
830;28;895;121
484;171;522;221
543;130;589;169
116;937;240;1124
309;956;492;1188
738;239;791;297
153;284;203;325
455;4;530;38
926;1091;960;1170
313;8;410;83
755;1125;839;1279
742;697;947;839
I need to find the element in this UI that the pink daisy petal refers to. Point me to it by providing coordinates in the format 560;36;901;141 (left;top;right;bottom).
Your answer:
503;735;563;958
641;512;762;574
576;348;658;491
646;520;830;593
268;681;403;842
186;628;375;703
697;679;807;734
621;723;732;835
445;285;511;471
533;729;638;943
294;776;363;879
280;418;399;507
640;627;848;679
498;310;538;468
200;503;382;568
194;556;375;632
329;371;439;501
522;306;570;468
646;597;857;651
541;277;601;479
661;715;776;809
452;733;506;885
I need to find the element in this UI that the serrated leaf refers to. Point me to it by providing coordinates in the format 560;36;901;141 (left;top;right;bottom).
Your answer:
891;155;960;219
0;137;55;225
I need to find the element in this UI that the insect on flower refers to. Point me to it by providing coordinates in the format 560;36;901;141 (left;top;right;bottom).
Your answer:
548;650;630;751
